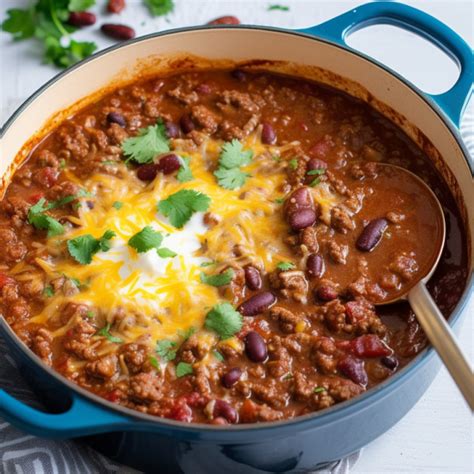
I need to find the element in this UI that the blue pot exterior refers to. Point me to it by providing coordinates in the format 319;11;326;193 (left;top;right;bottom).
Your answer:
0;2;472;473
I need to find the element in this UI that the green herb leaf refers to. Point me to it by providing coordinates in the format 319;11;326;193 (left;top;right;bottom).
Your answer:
277;261;295;271
68;0;96;12
112;201;123;210
158;189;211;228
149;355;160;369
28;198;65;237
176;361;193;377
156;340;177;361
205;303;243;340
178;327;196;341
97;323;123;343
309;177;321;187
274;197;284;204
67;230;116;264
2;8;36;40
200;268;234;287
43;285;54;298
314;386;326;393
59;158;67;169
288;158;298;170
268;4;290;11
307;168;326;176
283;373;293;380
128;226;163;253
121;121;169;164
177;156;194;183
213;350;224;362
156;247;177;258
214;168;250;190
86;310;94;318
144;0;175;16
44;37;97;68
214;140;253;190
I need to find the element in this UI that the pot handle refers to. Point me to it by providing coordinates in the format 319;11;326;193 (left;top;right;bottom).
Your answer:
298;1;473;127
0;388;135;438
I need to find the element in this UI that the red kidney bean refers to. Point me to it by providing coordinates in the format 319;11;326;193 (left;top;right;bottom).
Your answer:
164;121;179;138
315;285;338;301
101;23;135;40
356;218;388;252
261;123;276;145
337;355;368;385
244;265;262;291
157;154;181;175
68;11;96;27
245;331;268;362
351;335;391;358
239;292;276;316
106;111;126;127
381;355;398;370
195;83;212;94
288;208;317;231
208;16;240;25
108;0;126;14
222;368;242;388
136;163;159;181
289;187;312;207
213;399;238;423
306;254;324;279
180;114;195;134
307;158;328;171
211;417;228;425
231;69;246;81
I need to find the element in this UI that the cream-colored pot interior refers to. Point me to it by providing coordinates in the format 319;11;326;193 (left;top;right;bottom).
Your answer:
1;28;472;274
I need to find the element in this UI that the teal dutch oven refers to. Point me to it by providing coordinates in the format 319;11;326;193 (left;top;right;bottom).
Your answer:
0;2;472;473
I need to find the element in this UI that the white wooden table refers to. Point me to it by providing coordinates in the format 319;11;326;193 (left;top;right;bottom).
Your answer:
1;1;472;472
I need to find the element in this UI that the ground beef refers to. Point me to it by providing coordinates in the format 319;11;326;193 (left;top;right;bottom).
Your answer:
191;105;220;134
270;270;308;303
179;334;209;363
300;226;319;253
167;86;199;105
216;90;259;113
0;228;27;263
389;254;419;281
266;335;292;377
129;372;163;403
31;328;53;365
251;380;288;409
62;318;97;360
311;337;339;374
330;206;355;233
270;306;301;333
239;399;284;423
327;241;349;265
119;343;149;374
85;354;118;380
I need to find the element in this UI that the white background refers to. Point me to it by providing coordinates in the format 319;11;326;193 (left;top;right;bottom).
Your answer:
0;1;473;473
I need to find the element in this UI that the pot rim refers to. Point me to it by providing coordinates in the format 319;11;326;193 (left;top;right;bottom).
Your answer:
0;24;472;436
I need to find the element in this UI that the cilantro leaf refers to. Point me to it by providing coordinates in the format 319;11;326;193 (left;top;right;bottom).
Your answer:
200;268;234;287
158;189;211;228
2;9;36;40
176;361;193;377
144;0;175;17
128;226;163;253
156;247;177;258
44;37;97;68
178;327;196;341
97;323;123;343
205;303;243;339
309;177;321;187
176;156;194;183
307;168;326;176
274;197;284;204
112;201;123;210
156;340;177;361
149;356;160;369
67;230;116;264
314;386;326;393
28;198;65;237
277;261;295;271
268;4;290;11
43;285;55;298
121;121;169;164
68;0;96;12
213;350;224;362
214;168;250;190
288;158;298;170
200;260;216;267
218;140;253;169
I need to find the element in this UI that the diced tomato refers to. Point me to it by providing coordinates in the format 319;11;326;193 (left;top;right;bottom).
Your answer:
185;392;207;408
105;389;122;403
0;272;14;289
345;299;373;323
239;399;257;423
335;340;352;352
351;335;391;358
168;399;193;422
27;192;45;204
309;137;334;158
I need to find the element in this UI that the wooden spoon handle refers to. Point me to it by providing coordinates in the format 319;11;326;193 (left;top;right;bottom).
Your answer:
408;282;474;411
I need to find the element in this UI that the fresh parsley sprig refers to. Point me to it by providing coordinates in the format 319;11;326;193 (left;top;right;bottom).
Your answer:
121;121;170;164
67;230;116;264
158;189;211;228
2;1;97;68
205;303;243;340
214;140;253;190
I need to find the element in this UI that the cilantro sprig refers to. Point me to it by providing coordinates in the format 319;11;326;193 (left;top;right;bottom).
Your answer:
156;340;177;362
28;198;65;237
177;156;194;183
121;121;169;164
128;226;177;258
67;230;116;264
97;323;123;344
176;361;193;377
214;140;253;190
277;261;295;271
2;1;97;68
200;268;234;287
144;0;175;16
205;303;243;340
158;189;211;228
